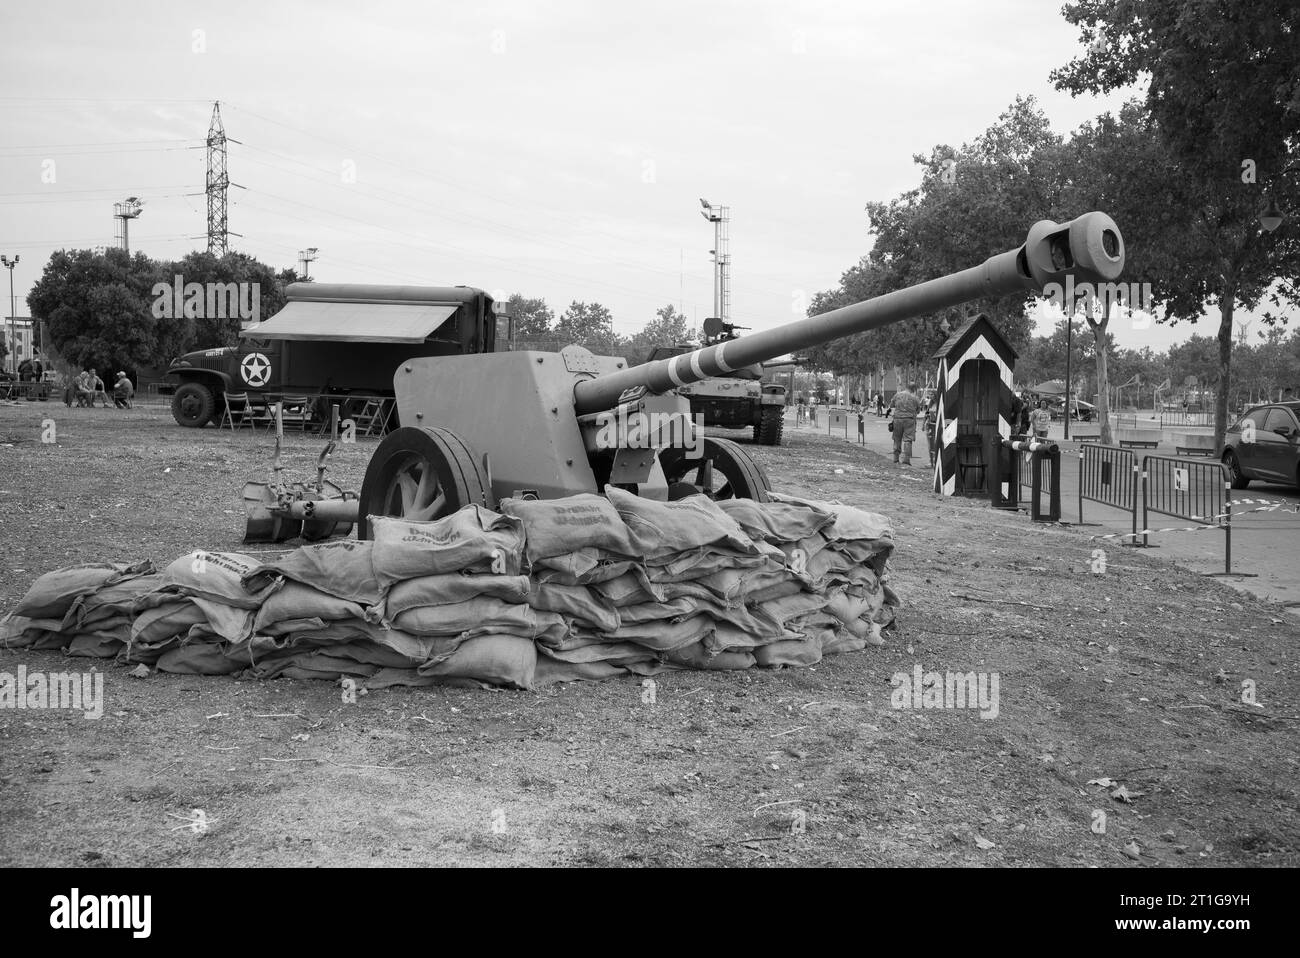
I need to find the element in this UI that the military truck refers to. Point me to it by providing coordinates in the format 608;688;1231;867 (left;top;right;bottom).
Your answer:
645;318;787;445
166;283;506;428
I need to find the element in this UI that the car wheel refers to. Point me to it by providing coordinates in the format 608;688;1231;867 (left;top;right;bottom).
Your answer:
1223;450;1249;489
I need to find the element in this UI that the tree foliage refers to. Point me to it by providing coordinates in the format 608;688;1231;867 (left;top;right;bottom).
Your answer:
1051;0;1300;449
27;247;294;376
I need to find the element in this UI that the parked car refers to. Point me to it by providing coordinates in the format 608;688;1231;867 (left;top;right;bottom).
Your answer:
1222;402;1300;489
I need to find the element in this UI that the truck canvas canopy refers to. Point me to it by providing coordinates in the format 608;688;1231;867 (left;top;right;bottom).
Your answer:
239;301;460;343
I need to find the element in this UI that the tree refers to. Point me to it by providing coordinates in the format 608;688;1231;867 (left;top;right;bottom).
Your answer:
554;300;624;355
625;303;691;365
28;247;294;374
28;248;182;374
506;294;555;346
805;98;1065;388
1052;0;1300;451
166;250;290;349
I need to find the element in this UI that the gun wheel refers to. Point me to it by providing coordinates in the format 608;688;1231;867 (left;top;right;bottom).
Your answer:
358;426;495;539
659;437;772;501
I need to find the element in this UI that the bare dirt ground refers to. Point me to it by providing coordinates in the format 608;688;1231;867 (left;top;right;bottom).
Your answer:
1;400;1296;867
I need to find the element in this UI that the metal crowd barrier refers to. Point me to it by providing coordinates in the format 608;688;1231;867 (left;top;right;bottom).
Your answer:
1078;443;1139;538
1140;454;1249;576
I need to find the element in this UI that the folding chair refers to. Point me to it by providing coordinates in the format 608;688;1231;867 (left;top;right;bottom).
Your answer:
352;397;392;437
263;394;313;433
220;392;260;430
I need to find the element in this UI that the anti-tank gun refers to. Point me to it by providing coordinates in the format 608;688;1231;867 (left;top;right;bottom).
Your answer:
350;211;1124;538
239;212;1125;541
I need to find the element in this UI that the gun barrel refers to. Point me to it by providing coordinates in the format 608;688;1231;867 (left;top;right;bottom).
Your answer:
573;211;1123;415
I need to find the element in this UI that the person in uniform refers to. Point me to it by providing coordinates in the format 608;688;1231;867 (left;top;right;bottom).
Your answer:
890;381;922;465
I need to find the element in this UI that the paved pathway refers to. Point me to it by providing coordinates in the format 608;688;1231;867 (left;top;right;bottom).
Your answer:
786;407;1300;611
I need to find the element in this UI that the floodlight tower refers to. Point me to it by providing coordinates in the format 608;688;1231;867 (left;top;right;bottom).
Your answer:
700;199;731;325
1;254;17;375
113;197;144;254
207;101;230;255
298;247;319;279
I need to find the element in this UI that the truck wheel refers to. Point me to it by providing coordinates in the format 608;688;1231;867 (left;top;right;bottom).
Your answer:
171;382;215;428
755;406;784;445
357;426;495;539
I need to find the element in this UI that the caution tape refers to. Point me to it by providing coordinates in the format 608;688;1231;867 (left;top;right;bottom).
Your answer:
1090;501;1296;541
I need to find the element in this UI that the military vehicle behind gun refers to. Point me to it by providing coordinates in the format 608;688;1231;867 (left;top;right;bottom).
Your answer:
645;316;788;446
166;283;509;429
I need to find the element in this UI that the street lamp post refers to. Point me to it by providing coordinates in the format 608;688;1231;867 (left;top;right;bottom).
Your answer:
1;254;17;375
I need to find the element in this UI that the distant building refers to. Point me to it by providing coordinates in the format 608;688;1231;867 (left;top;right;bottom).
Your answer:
5;316;39;365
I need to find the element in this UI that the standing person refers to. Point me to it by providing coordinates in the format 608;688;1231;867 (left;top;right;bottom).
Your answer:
1283;386;1295;402
875;392;884;416
112;371;134;409
890;381;922;465
17;357;32;382
1029;398;1052;440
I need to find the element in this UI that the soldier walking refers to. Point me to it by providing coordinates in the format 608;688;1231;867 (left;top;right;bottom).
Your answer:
890;381;922;465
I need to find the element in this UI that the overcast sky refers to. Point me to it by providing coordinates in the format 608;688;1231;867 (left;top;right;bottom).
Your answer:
0;0;1260;353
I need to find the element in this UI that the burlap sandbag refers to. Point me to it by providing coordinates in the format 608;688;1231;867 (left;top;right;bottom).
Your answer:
0;614;62;648
607;613;714;652
242;540;380;605
592;569;665;607
60;573;163;632
156;643;243;675
604;487;758;560
369;507;525;584
14;561;154;619
532;558;635;586
644;547;775;582
499;494;637;563
252;582;372;634
538;641;657;667
66;631;126;659
156;552;278;610
382;573;531;620
391;597;562;639
131;599;207;645
417;633;537;689
716;497;835;544
527;581;619;632
665;642;755;670
753;637;824;668
534;653;628;685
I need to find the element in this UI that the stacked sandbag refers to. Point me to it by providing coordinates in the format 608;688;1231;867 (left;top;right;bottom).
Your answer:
1;561;156;658
3;489;899;692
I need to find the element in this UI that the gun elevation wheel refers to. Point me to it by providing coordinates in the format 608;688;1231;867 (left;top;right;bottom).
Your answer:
358;426;495;539
659;437;772;501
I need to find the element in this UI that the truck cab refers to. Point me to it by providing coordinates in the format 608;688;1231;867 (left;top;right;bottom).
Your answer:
166;283;506;427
